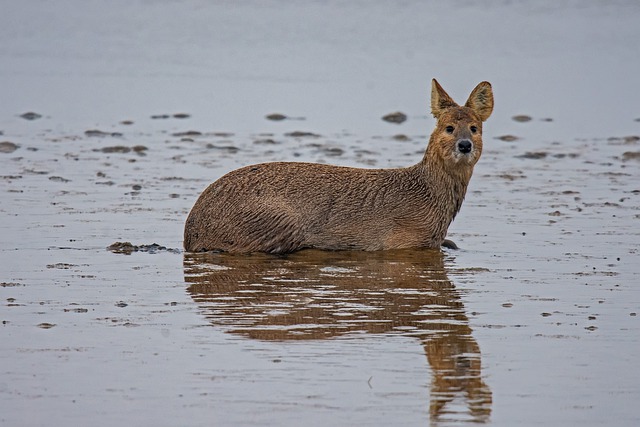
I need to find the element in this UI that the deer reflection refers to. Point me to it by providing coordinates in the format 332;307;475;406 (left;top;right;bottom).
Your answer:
184;249;491;424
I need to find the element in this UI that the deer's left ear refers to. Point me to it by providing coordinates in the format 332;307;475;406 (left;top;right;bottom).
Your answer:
465;81;494;122
431;79;458;119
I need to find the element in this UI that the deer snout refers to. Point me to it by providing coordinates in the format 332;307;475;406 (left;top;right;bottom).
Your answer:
457;139;472;154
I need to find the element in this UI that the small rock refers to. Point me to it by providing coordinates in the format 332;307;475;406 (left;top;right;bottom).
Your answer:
151;114;170;119
516;151;548;159
266;113;287;121
0;141;19;153
622;151;640;161
495;135;520;142
85;130;123;138
392;134;411;141
49;176;71;183
37;323;56;329
284;131;321;138
120;120;134;125
173;113;191;119
100;146;131;153
172;131;202;137
253;138;279;145
132;145;148;155
512;115;532;122
20;112;42;121
382;112;407;124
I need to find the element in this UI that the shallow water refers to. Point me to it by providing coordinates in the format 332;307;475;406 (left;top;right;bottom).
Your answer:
2;1;640;426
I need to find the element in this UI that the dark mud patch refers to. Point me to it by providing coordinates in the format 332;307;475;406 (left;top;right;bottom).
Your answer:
0;141;19;153
107;241;181;255
382;111;407;124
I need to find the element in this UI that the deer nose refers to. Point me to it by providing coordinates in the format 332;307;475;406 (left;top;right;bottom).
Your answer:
457;139;472;154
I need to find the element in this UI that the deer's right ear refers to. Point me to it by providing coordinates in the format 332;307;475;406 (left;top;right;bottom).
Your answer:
431;79;458;119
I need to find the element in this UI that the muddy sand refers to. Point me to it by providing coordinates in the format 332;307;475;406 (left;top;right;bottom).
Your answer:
2;1;640;426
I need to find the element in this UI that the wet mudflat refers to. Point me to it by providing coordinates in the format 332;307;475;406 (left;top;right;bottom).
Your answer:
2;1;640;426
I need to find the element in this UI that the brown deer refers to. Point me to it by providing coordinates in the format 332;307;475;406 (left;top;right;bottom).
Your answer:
184;79;493;253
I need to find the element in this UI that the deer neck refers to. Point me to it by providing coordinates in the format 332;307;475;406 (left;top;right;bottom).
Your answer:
418;145;474;221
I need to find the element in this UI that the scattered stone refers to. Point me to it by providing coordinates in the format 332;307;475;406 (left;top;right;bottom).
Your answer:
607;135;640;145
47;263;76;269
321;147;344;156
285;131;321;138
512;115;532;122
549;210;563;216
173;113;191;119
253;138;279;145
516;151;548;159
115;302;128;308
132;145;148;155
540;117;554;122
37;323;56;329
495;135;520;142
85;130;123;137
206;143;240;153
64;307;89;313
266;113;287;121
151;114;171;119
120;120;134;125
622;151;640;161
392;134;411;141
49;176;71;183
172;130;202;137
99;146;131;153
1;282;23;287
382;112;407;124
20;112;42;121
0;141;19;153
131;184;142;191
107;241;181;255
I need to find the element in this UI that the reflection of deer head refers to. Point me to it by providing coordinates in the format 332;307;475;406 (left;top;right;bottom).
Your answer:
184;249;491;423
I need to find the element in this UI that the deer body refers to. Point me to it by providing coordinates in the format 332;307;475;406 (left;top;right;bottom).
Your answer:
184;79;493;253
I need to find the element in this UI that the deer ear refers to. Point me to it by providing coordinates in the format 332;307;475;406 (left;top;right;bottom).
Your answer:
465;81;494;122
431;79;458;119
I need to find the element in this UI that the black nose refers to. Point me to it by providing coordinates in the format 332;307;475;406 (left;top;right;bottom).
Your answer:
457;139;472;154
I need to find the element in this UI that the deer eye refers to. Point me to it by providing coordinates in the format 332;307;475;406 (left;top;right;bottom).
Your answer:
470;125;478;134
445;126;454;134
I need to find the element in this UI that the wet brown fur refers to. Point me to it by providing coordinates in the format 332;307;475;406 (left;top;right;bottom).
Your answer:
184;79;493;253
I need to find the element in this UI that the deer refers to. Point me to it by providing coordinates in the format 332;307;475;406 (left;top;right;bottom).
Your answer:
184;79;494;254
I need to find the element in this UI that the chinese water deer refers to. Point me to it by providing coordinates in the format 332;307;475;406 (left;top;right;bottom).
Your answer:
184;79;493;253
